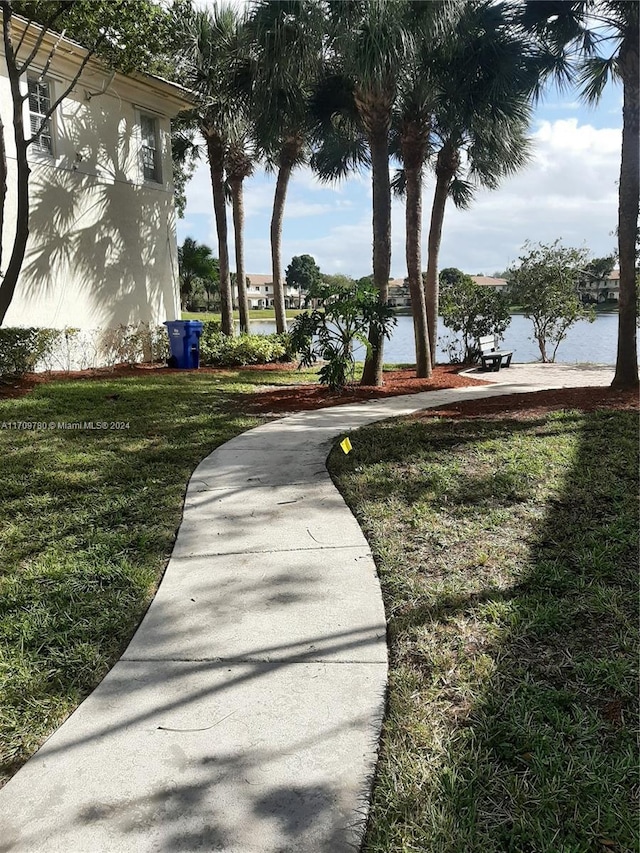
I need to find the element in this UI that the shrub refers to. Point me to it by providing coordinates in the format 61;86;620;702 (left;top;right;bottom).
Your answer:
0;327;62;377
439;269;511;363
101;323;170;366
290;280;396;391
199;329;291;366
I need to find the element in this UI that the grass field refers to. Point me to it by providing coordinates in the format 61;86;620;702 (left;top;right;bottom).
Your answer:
2;370;637;851
181;309;306;322
328;406;638;853
0;367;314;785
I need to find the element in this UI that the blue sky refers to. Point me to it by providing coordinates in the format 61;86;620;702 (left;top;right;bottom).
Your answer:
177;68;622;280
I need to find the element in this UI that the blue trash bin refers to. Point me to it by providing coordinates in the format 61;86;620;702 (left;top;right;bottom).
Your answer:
164;320;203;369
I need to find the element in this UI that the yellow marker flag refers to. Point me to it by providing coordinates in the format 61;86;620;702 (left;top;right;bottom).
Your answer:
340;437;352;454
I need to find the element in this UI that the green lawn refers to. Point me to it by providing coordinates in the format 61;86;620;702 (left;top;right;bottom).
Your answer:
2;372;637;851
0;367;313;785
328;406;638;853
181;309;307;322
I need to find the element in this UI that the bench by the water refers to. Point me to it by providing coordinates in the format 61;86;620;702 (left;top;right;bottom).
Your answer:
479;334;513;371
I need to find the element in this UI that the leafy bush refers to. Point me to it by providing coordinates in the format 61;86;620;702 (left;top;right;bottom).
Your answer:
290;280;396;391
101;323;170;366
439;269;511;363
199;328;292;366
0;324;172;377
0;328;62;377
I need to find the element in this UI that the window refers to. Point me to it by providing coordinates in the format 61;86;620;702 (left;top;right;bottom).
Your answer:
28;78;53;155
140;114;161;182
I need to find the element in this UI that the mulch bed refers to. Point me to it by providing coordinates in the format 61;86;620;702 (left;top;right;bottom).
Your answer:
1;362;637;417
241;365;489;414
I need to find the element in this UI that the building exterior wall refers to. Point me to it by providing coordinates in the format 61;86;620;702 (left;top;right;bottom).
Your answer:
0;29;186;334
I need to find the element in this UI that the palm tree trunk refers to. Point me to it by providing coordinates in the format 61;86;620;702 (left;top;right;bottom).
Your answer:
230;176;250;334
425;143;457;369
404;159;431;378
205;133;234;337
611;28;639;390
361;126;391;386
270;162;291;335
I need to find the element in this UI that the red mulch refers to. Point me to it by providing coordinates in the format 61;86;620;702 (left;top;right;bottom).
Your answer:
0;362;637;417
241;365;489;413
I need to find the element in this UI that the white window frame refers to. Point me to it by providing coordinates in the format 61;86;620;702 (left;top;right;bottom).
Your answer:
27;75;55;157
138;111;162;184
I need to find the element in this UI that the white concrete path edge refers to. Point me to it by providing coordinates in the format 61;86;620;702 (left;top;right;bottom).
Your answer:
0;365;613;853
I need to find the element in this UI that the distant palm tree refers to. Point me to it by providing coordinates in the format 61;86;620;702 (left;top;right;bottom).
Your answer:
248;0;325;334
178;237;218;311
520;0;639;390
225;124;255;334
177;4;243;337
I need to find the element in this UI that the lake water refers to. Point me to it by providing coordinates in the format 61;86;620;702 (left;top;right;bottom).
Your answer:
242;312;620;365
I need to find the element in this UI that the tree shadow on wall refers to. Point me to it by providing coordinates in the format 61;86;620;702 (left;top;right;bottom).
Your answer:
20;100;177;328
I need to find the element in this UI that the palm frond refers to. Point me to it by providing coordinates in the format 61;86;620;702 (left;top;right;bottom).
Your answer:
311;122;370;182
577;53;618;103
391;168;406;198
448;177;475;209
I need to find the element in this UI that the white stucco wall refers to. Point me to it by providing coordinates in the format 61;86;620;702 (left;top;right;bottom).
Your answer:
0;31;187;335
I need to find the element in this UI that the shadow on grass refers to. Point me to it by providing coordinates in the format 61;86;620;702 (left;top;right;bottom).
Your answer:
0;374;263;783
331;408;639;853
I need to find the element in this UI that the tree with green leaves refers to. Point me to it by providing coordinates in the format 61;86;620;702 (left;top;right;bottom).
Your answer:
176;3;246;337
285;254;322;309
0;0;171;325
321;273;356;292
420;0;540;370
389;2;457;379
315;0;417;386
225;118;256;334
520;1;638;388
171;115;200;221
178;237;219;311
439;267;511;362
248;0;325;335
509;241;594;363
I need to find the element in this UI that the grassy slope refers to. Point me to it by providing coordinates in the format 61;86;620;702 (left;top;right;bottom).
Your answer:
0;368;312;784
329;408;638;853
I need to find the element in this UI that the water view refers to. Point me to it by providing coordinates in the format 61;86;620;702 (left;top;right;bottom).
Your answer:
243;312;620;365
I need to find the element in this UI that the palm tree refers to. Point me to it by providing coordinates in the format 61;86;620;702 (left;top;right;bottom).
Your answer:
421;1;539;367
312;2;459;381
390;116;433;379
319;0;421;386
248;0;325;335
178;237;218;311
389;18;444;379
520;0;639;390
177;4;242;337
225;126;255;334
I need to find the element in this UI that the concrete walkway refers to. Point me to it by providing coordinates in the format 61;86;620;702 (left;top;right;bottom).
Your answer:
0;365;614;853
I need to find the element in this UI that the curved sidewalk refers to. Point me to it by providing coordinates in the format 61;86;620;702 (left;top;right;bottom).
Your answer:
0;365;614;852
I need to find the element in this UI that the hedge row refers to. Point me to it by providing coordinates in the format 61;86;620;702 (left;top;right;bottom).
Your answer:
0;323;294;377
